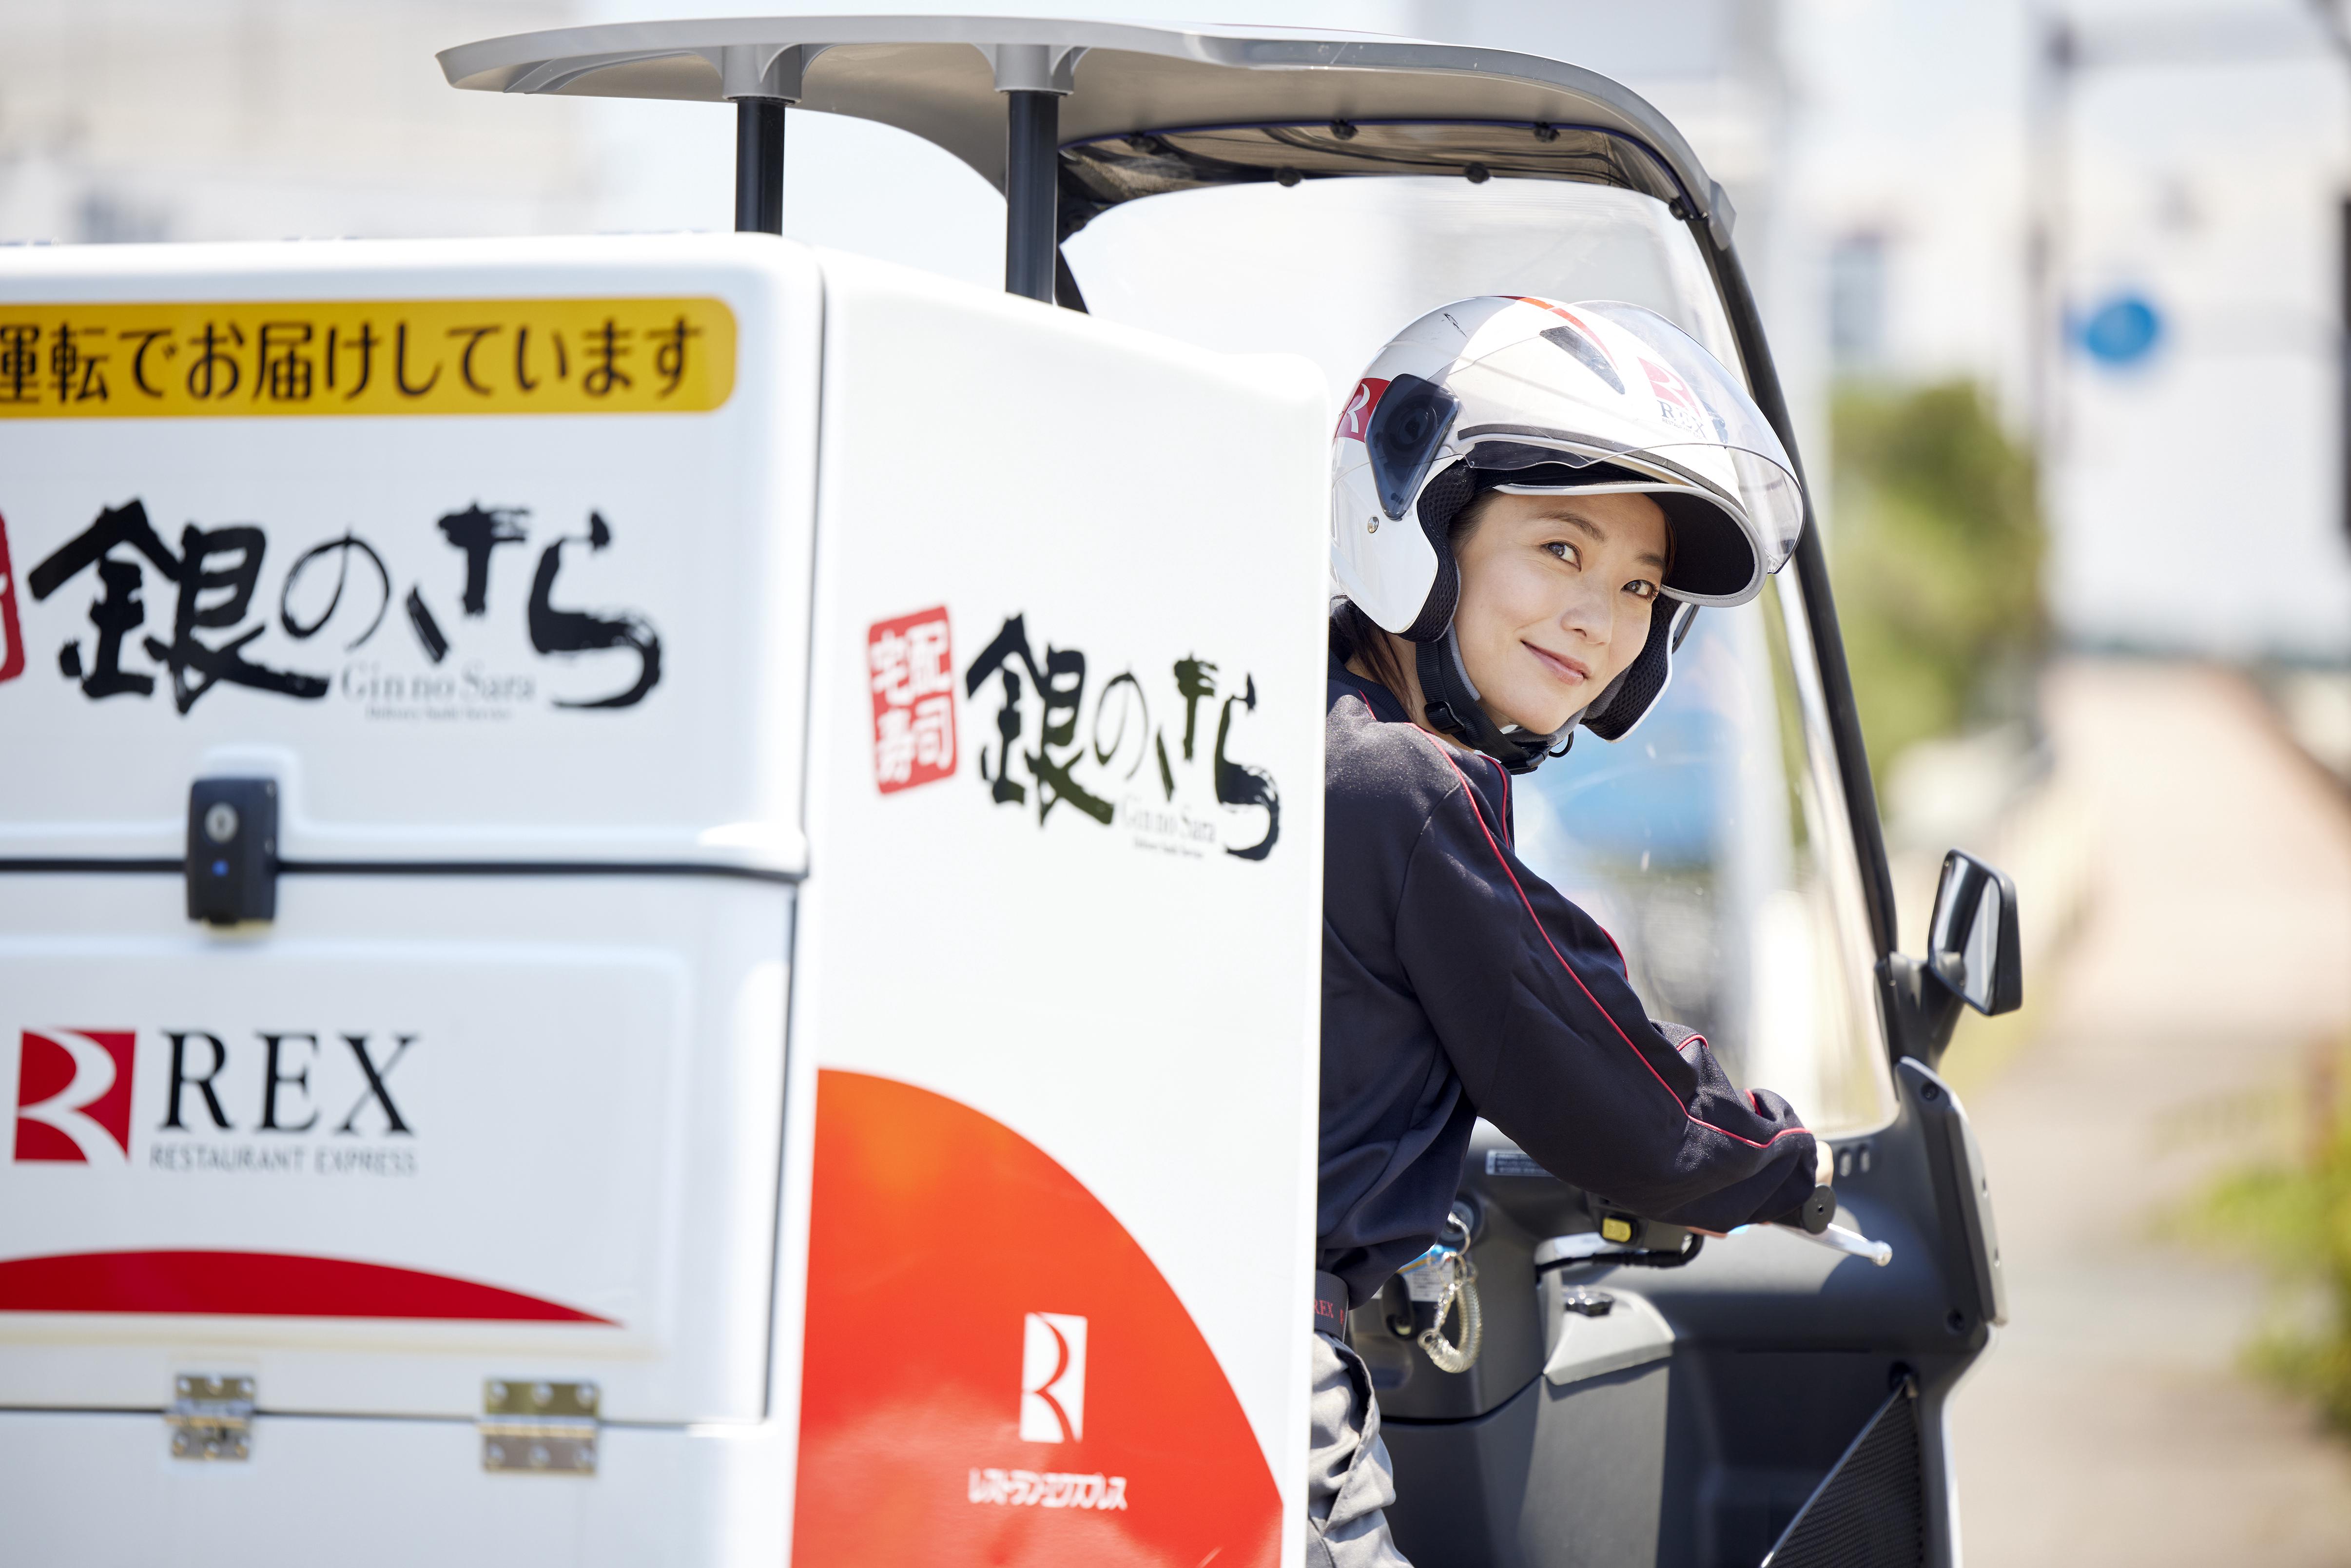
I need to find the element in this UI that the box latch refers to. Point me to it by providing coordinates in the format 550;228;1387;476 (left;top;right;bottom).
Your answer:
480;1379;599;1474
186;777;278;926
167;1373;254;1461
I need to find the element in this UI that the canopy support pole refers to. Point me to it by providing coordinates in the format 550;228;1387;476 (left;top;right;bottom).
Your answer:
734;98;787;234
1002;89;1058;300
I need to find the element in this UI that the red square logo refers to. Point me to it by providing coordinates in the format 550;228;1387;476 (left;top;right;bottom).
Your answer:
1335;377;1389;442
0;509;24;685
13;1029;138;1162
869;608;956;794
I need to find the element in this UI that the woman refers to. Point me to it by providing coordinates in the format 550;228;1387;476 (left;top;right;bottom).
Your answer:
1309;297;1833;1567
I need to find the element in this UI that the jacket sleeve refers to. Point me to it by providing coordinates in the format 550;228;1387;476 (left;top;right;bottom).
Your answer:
1393;771;1819;1232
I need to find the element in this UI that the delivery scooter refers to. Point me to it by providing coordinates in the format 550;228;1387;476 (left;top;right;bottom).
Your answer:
441;27;2028;1565
0;17;2015;1568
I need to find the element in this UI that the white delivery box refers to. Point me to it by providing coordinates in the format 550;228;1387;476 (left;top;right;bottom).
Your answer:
0;236;1328;1568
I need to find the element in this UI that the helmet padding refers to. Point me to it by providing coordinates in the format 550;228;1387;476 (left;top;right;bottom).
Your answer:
1400;463;1476;644
1578;596;1685;742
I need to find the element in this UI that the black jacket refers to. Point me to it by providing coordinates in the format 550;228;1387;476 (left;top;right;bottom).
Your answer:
1320;655;1819;1306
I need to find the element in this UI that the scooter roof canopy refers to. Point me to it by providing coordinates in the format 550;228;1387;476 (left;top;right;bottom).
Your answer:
436;15;1733;244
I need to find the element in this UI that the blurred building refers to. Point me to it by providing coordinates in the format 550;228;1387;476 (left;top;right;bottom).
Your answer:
1790;0;2351;664
0;0;596;242
5;0;2347;663
2046;6;2351;663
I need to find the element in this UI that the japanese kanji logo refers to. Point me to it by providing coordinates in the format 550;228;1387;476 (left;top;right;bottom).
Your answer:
8;497;661;715
869;607;957;794
0;510;24;685
963;614;1281;861
12;1028;138;1163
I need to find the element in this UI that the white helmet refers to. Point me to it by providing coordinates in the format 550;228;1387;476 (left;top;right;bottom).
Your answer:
1331;296;1806;767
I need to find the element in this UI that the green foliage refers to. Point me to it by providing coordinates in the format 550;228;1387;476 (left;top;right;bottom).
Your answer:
1828;382;2047;780
2181;1046;2351;1435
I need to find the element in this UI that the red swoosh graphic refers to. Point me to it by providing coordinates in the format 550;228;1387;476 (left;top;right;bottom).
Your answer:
796;1071;1280;1568
0;1250;614;1323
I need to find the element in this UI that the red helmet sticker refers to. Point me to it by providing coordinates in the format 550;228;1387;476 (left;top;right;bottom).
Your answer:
1334;377;1390;442
1641;356;1705;433
1507;297;1612;344
0;509;23;684
1507;295;1583;326
869;607;957;794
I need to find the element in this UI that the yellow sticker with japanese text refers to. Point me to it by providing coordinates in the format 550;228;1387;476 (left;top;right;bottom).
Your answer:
0;297;735;417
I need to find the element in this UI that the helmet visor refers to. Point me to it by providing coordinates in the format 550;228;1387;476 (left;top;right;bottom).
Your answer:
1627;443;1805;575
1465;433;1802;591
1569;300;1805;573
1465;434;1801;579
1490;471;1760;602
1573;302;1792;461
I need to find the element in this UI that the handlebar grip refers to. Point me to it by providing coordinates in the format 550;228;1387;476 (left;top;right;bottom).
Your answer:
1798;1184;1836;1235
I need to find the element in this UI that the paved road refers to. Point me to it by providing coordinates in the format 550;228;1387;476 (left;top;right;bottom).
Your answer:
1949;660;2351;1565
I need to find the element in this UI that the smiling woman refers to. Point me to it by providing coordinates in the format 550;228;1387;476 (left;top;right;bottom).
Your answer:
1355;487;1671;740
1083;181;1894;1146
1304;291;1835;1564
1325;294;1801;772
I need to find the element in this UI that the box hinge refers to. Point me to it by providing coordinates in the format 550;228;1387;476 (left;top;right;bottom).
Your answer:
167;1373;254;1461
480;1378;599;1474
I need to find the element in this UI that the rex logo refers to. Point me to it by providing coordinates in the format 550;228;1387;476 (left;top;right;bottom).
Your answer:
11;1029;137;1162
8;1027;420;1164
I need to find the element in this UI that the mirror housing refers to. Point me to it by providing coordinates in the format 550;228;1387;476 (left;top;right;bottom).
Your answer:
1925;850;2022;1017
1880;849;2022;1068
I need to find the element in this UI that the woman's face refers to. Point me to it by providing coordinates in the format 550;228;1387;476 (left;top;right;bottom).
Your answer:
1450;489;1671;735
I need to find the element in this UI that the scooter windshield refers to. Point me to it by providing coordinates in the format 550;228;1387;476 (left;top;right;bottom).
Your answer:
1067;177;1751;405
1067;174;1894;1136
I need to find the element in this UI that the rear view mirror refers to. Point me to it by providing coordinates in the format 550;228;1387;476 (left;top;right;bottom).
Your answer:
1926;850;2021;1016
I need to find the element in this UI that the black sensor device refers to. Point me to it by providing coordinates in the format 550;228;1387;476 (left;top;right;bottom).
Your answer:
186;777;279;926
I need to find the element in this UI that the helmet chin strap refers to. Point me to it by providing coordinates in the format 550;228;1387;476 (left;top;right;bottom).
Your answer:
1411;597;1696;770
1413;633;1569;775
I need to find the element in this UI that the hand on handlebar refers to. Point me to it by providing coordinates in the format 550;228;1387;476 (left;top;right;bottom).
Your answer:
1693;1147;1833;1240
1659;1140;1837;1243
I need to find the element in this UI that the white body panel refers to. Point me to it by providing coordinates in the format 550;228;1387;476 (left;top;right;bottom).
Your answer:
0;877;791;1424
0;236;1327;1568
0;238;817;871
793;255;1327;1526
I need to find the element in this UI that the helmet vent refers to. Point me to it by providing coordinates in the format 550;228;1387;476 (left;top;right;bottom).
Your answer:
1538;323;1624;394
